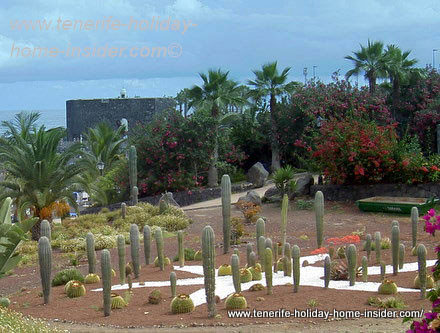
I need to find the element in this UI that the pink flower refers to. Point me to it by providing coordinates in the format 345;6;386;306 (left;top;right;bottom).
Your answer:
428;209;436;217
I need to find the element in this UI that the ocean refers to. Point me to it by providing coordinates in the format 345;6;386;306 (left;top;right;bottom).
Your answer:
0;110;66;134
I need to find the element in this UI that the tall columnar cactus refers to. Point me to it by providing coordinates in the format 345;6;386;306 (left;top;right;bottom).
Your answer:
362;256;368;282
155;227;165;271
38;236;51;304
265;238;273;250
281;194;288;256
130;224;140;278
264;248;273;295
170;271;177;298
283;243;292;277
292;245;300;293
314;191;324;249
246;243;253;267
86;232;96;274
40;220;51;241
221;174;231;254
248;251;256;268
116;235;125;285
411;207;418;250
391;220;399;228
177;230;184;267
324;256;330;288
132;186;139;206
391;225;400;276
231;254;241;293
128;145;138;197
121;202;126;219
258;236;266;272
101;249;111;317
201;226;216;318
399;243;405;270
417;244;427;299
375;231;381;263
365;234;372;260
273;242;279;273
256;218;265;258
233;248;239;256
347;244;357;286
143;225;151;265
380;261;386;280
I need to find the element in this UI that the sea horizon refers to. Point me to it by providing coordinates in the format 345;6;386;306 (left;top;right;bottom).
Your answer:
0;109;66;134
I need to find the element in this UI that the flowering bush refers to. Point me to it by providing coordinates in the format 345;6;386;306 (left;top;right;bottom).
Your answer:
326;235;361;246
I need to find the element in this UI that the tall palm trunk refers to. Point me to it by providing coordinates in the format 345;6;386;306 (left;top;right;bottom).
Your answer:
270;94;281;172
208;106;219;187
392;77;401;113
368;74;377;94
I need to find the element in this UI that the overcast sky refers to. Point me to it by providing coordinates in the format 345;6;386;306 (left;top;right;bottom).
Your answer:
0;0;438;110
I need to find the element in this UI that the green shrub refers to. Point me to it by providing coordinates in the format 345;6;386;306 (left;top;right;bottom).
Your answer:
94;235;117;250
367;296;406;309
295;199;314;210
147;215;191;232
173;248;196;262
59;239;85;253
0;307;65;332
52;268;84;286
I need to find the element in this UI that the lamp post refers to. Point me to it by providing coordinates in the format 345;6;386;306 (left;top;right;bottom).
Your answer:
97;161;105;176
434;49;439;70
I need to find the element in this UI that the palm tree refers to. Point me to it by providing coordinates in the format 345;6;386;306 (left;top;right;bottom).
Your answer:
345;40;387;94
247;61;292;172
175;88;191;117
0;112;84;240
383;44;418;108
188;69;245;187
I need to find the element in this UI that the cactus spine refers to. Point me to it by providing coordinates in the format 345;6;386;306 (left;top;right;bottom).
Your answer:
248;251;256;268
143;225;151;265
177;230;184;267
101;249;111;317
256;218;265;258
170;271;177;298
155;227;164;271
361;256;368;282
391;225;400;275
40;220;51;241
38;236;51;304
221;174;231;254
365;234;372;260
375;231;381;263
128;145;137;200
231;253;241;292
132;186;138;206
417;244;427;299
201;226;216;318
121;202;126;219
314;191;324;248
411;207;418;250
347;244;357;286
129;224;140;278
380;261;386;280
292;245;300;293
246;243;253;267
264;248;273;295
399;243;405;270
116;235;125;285
283;243;292;277
281;194;288;256
86;232;96;274
324;256;330;288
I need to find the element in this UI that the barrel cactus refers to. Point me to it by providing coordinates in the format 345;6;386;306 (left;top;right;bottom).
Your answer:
391;225;400;276
248;283;264;291
171;294;195;314
202;226;216;318
40;220;51;241
347;244;357;286
239;268;252;283
38;236;52;304
111;293;127;309
225;293;247;310
417;244;427;299
86;232;96;274
148;290;162;304
155;227;165;271
414;274;435;289
231;254;241;293
264;247;273;295
117;235;125;285
84;273;100;284
221;174;231;254
177;230;184;267
218;264;232;276
249;266;262;281
292;245;300;293
66;281;86;298
378;279;398;295
143;225;151;265
314;191;324;248
101;249;112;316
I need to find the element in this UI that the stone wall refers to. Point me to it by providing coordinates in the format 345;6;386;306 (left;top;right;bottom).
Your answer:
66;97;175;140
310;183;440;201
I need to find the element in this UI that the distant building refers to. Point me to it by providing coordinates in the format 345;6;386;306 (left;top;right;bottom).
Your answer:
66;89;175;140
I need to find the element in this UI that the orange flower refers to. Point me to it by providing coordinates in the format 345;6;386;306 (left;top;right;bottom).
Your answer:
311;247;328;254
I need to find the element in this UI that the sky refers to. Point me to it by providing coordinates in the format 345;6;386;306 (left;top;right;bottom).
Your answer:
0;0;438;110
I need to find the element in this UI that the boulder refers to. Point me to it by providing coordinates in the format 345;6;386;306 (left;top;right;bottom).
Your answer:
262;186;281;203
237;190;262;206
294;172;314;196
247;162;269;188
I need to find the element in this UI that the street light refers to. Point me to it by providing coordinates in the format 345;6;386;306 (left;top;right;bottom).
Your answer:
97;161;105;176
434;49;439;70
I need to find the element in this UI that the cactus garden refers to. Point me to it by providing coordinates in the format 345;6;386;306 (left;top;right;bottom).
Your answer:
0;188;439;332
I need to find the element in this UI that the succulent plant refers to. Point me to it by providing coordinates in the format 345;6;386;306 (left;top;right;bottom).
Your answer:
276;258;284;271
380;261;386;281
117;235;125;285
258;236;266;272
399;243;405;270
365;234;372;259
101;249;112;316
324;256;330;288
170;271;177;298
361;256;368;282
256;218;265;258
155;227;165;271
413;274;435;289
347;244;357;286
249;266;262;281
231;254;241;293
171;294;195;314
221;174;231;254
38;236;52;304
148;289;162;304
248;251;256;268
154;256;171;267
225;293;247;310
64;280;75;294
248;283;265;291
132;186;139;206
336;246;346;259
52;269;84;286
111;269;116;277
127;275;132;292
246;243;253;268
129;224;140;278
411;207;418;250
202;226;216;318
391;225;400;276
111;293;127;309
194;250;202;261
85;232;96;274
264;248;273;295
66;281;86;298
177;230;184;267
40;220;51;241
233;248;239;256
84;273;100;284
121;202;126;219
218;264;232;276
417;244;427;299
239;268;252;283
265;238;273;251
292;245;300;293
0;297;10;308
273;242;279;273
143;225;151;265
128;145;137;200
283;243;292;277
314;191;324;248
125;262;133;277
378;279;398;295
281;194;288;255
375;231;381;263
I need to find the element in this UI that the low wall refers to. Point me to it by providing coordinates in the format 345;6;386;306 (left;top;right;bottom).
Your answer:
81;182;254;215
310;183;440;201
